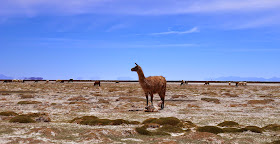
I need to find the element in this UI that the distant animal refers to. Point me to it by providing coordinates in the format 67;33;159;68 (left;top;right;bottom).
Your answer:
3;80;12;83
236;82;239;87
229;82;231;85
94;81;101;86
131;63;166;110
115;81;119;84
204;81;210;85
237;81;247;86
45;80;49;84
180;80;185;86
68;79;74;83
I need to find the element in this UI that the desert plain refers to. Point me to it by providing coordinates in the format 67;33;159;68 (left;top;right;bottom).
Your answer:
0;82;279;143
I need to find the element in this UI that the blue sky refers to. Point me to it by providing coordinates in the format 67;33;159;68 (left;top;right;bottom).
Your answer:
0;0;280;80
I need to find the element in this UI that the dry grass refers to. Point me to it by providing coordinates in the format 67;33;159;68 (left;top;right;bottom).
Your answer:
19;94;35;99
247;99;274;105
17;101;42;104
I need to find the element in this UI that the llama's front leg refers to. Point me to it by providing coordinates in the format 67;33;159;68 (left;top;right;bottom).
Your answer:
145;93;149;107
150;93;154;106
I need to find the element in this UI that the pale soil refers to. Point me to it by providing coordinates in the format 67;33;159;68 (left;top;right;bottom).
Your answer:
0;82;279;143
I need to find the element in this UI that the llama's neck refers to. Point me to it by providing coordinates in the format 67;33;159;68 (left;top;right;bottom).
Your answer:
137;67;146;83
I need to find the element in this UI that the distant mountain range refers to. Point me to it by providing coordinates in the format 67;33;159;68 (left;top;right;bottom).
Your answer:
0;74;43;80
211;76;280;81
0;74;13;80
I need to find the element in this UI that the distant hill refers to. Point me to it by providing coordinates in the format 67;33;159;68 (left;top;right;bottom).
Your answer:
23;77;44;80
0;74;13;80
117;77;134;80
212;76;280;81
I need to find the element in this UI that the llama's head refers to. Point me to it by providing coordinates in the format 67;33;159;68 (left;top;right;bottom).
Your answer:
131;63;140;72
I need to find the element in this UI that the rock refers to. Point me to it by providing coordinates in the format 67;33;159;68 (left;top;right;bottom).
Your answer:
145;105;158;112
36;116;51;122
145;123;160;128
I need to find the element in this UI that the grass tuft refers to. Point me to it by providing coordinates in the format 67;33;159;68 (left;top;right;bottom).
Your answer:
217;121;239;127
242;126;263;133
157;125;184;133
9;115;35;123
17;101;42;104
0;111;18;116
263;124;280;131
197;126;224;134
142;117;182;126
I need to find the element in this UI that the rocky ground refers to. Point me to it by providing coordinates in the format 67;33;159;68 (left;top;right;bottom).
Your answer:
0;82;279;144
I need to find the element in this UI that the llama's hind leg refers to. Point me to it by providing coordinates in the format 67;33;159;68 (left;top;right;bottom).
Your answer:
159;92;165;110
160;97;165;110
150;93;154;106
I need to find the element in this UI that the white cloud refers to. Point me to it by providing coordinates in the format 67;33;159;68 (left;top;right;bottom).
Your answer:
106;23;127;32
150;27;199;35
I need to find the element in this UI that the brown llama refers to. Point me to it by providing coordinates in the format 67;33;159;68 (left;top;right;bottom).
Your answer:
131;63;166;110
94;81;100;86
204;81;210;85
180;80;184;86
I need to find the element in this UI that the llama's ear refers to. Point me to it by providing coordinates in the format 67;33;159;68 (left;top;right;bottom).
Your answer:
135;63;138;66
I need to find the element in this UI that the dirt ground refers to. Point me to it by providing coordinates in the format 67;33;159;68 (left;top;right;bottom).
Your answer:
0;82;279;144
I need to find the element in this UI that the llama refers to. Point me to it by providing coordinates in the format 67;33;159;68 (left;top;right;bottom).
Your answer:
131;63;166;110
180;80;185;86
237;81;247;86
94;81;100;86
236;82;239;87
229;82;231;85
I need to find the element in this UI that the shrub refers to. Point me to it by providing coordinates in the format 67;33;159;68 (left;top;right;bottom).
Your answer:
111;119;130;125
247;99;274;105
223;128;244;133
80;118;112;125
20;94;34;99
201;98;220;104
242;126;263;133
217;121;239;127
142;118;158;124
142;117;182;126
271;140;280;144
183;121;197;128
70;116;140;126
158;125;184;133
0;111;18;116
263;124;280;131
17;101;42;104
23;113;46;117
197;126;224;134
9;115;35;123
135;127;152;135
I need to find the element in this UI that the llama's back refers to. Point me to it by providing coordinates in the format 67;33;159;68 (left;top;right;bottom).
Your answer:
145;76;166;94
